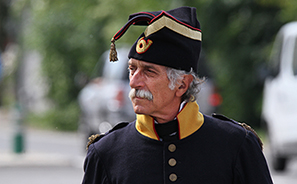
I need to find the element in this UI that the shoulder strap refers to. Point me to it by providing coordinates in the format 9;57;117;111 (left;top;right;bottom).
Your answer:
212;113;263;151
86;122;129;150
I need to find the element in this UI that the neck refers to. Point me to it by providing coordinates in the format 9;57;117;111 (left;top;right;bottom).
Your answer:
152;101;186;124
153;114;177;124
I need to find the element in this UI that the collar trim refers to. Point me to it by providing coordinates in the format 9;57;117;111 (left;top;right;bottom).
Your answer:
135;101;204;140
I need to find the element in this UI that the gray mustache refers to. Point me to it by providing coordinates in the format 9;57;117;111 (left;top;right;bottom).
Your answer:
129;89;153;101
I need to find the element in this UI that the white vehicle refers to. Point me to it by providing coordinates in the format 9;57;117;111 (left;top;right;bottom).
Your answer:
262;22;297;171
78;47;135;140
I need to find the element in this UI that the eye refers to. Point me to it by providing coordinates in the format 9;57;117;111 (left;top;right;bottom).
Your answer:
144;67;157;76
128;66;136;75
146;69;156;75
147;68;154;73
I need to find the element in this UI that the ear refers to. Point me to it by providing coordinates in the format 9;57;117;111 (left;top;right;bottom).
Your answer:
175;74;193;97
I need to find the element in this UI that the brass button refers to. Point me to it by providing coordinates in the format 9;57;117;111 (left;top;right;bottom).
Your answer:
168;158;177;167
168;144;176;152
169;173;177;182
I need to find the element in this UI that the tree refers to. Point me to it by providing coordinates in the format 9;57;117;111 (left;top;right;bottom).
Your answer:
184;0;286;127
19;0;178;130
16;0;297;129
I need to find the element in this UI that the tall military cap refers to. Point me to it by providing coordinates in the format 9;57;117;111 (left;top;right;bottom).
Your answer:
110;6;202;73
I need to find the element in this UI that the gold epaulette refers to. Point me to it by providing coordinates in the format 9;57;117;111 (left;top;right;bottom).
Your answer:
85;122;130;150
86;134;102;150
212;113;263;151
239;122;263;151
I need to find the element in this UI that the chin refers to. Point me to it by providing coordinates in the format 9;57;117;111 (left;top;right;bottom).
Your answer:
133;108;144;115
133;105;148;115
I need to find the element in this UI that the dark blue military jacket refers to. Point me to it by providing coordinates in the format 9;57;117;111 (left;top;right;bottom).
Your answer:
82;102;272;184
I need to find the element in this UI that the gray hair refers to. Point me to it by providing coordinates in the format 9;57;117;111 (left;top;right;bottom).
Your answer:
166;67;205;102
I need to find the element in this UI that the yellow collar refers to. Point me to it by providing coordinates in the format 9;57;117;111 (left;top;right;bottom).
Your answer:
135;101;204;140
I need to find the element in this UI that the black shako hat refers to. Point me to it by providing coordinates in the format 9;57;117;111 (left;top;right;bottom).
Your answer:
109;6;202;73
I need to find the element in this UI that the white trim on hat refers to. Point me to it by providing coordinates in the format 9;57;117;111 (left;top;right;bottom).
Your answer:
144;15;202;41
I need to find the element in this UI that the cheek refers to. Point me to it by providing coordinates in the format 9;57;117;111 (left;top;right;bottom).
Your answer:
151;84;175;101
147;74;173;100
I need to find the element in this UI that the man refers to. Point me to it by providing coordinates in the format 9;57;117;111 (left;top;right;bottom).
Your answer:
82;7;273;184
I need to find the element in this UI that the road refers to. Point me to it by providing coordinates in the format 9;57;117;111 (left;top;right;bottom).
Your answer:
0;109;86;184
0;165;83;184
1;109;297;183
264;147;297;183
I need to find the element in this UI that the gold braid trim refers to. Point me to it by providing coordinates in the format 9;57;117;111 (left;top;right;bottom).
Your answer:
239;123;263;151
144;16;202;41
86;134;101;150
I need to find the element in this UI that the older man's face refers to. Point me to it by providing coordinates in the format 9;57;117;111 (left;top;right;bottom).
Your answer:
128;58;182;121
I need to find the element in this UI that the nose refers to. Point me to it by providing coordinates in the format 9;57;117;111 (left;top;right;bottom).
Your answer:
129;69;144;89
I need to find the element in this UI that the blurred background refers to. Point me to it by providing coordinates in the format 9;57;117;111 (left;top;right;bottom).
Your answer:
0;0;297;183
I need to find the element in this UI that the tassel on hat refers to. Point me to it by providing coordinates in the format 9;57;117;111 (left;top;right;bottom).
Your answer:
108;13;155;62
109;38;118;62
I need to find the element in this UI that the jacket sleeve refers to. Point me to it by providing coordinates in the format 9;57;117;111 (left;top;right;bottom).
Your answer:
82;144;110;184
233;131;273;184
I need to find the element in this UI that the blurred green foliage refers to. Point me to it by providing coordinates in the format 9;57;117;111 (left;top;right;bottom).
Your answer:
10;0;297;130
188;0;297;126
26;101;79;131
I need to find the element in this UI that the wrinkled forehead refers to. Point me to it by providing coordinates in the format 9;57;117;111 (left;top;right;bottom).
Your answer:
128;58;168;72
